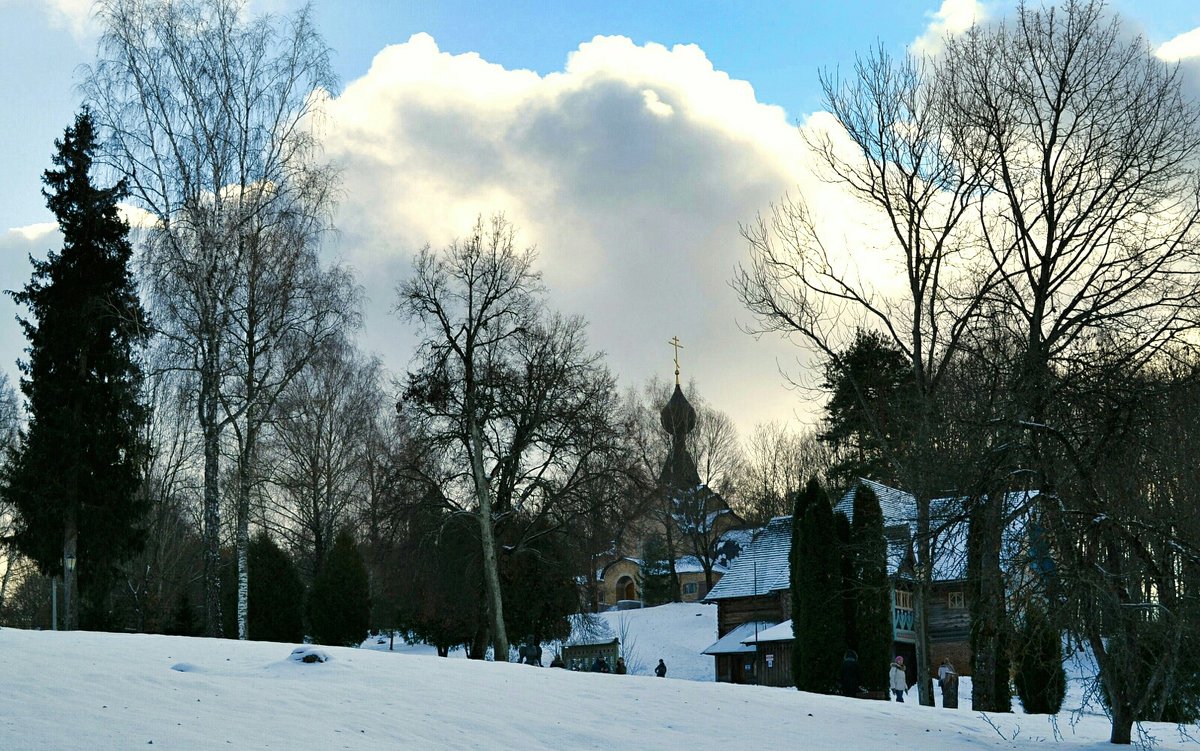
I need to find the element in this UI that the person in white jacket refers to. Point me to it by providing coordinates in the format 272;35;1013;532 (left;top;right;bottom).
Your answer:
889;656;908;702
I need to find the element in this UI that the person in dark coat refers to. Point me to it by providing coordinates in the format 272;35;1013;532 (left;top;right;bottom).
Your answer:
615;657;628;675
840;650;861;697
550;653;565;668
654;658;667;678
592;656;611;673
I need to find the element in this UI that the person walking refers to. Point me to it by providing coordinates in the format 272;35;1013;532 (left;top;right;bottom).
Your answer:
655;658;667;678
889;656;908;702
840;650;861;698
615;657;628;675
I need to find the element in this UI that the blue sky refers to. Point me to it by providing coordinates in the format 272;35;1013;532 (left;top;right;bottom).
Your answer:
2;0;1200;432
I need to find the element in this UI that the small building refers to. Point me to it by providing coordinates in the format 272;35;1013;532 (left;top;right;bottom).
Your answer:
595;555;730;609
701;516;793;684
742;620;796;688
561;637;620;672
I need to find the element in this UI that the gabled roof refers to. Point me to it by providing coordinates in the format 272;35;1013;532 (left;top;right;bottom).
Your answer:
702;516;792;601
702;620;777;655
744;619;793;644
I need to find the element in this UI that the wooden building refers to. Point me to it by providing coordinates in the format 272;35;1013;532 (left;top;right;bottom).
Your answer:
702;479;974;685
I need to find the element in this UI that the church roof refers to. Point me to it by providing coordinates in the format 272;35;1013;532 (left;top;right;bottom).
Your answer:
659;384;697;436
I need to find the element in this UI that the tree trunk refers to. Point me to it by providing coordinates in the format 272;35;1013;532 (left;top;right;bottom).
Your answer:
200;351;223;638
663;511;681;602
468;418;509;661
236;413;258;641
914;494;934;706
1109;701;1134;744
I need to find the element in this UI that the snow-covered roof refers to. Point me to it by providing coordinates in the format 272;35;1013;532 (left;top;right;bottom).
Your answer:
834;480;1039;582
674;556;728;575
744;619;793;644
701;516;792;601
702;620;777;655
598;555;729;580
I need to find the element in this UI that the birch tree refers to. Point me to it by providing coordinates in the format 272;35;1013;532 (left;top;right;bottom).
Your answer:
85;0;339;637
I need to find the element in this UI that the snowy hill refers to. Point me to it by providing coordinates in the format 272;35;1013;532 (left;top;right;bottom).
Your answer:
2;606;1188;749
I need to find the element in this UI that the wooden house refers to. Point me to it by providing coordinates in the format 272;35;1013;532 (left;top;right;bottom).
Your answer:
702;479;975;685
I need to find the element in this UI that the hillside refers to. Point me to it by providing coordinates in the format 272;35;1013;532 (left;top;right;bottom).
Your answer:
2;609;1190;750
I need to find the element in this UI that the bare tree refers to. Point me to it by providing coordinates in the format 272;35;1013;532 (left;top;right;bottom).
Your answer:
0;376;23;612
221;213;357;639
397;214;628;661
118;366;204;633
740;422;833;523
938;1;1200;741
265;337;379;581
85;0;339;637
734;41;993;706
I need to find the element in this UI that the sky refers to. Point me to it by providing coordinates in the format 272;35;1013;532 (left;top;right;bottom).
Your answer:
2;0;1200;437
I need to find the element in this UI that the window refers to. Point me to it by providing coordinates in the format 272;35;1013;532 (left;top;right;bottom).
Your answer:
682;582;699;595
894;590;913;610
948;591;966;609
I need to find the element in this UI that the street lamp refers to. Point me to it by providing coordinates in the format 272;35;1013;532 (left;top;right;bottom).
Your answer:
63;551;76;631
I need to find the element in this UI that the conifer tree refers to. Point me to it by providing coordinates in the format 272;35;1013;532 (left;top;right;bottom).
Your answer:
1014;601;1066;714
307;529;370;647
247;533;305;643
791;478;844;692
2;111;149;629
789;481;813;684
639;534;674;607
851;484;892;692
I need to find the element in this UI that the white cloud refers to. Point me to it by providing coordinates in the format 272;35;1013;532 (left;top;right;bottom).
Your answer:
1157;27;1200;63
912;0;987;55
25;0;97;42
6;222;56;242
322;33;879;433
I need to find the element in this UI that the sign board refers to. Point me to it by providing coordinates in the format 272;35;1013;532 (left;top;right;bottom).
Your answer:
765;654;775;668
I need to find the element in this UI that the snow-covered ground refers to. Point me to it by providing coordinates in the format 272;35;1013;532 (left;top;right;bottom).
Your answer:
3;606;1196;750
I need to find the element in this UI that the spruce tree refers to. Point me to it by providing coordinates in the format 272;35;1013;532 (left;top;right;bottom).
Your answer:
835;510;856;651
247;533;305;643
2;111;149;629
789;480;814;686
792;478;844;692
640;534;674;607
851;483;892;692
1014;601;1066;714
307;529;370;647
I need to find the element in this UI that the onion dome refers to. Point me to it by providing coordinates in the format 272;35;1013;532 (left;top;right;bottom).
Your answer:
660;384;697;437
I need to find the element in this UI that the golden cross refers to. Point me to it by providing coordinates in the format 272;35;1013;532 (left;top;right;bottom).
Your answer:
669;335;683;385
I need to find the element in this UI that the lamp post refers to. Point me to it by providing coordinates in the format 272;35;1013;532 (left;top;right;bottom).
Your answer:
63;550;76;631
